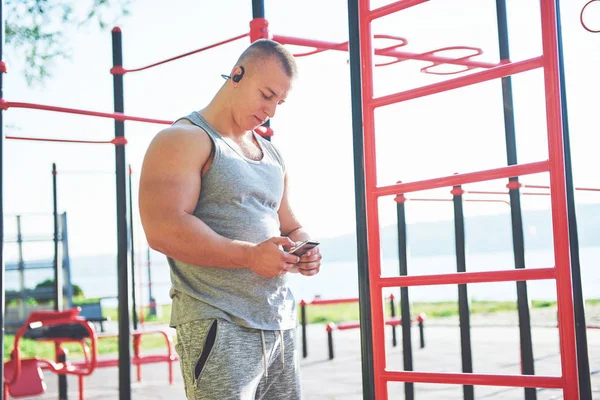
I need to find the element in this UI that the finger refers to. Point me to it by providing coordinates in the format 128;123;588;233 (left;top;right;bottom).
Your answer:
299;253;322;263
299;262;320;271
300;267;320;276
272;236;296;248
283;252;300;264
284;264;300;273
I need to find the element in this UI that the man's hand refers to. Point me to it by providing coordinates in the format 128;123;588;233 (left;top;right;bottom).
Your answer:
248;237;300;278
291;246;322;277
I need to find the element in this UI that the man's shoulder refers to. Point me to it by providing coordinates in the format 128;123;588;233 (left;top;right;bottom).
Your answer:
155;119;211;144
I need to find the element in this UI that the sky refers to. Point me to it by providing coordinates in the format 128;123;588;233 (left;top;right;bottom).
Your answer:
3;0;600;260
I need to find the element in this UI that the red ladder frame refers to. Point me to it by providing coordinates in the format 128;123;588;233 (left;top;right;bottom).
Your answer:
355;1;579;398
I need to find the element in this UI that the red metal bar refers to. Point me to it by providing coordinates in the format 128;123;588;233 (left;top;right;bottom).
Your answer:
6;136;125;145
310;297;358;306
406;197;510;206
376;267;555;288
368;0;428;21
581;0;600;33
370;56;542;108
2;101;273;138
374;161;549;197
380;371;563;389
463;190;508;196
111;33;250;75
465;190;552;197
1;100;172;125
357;0;388;398
523;184;600;192
272;34;497;69
540;1;580;397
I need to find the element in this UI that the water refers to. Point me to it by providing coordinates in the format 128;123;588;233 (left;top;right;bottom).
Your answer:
6;246;599;308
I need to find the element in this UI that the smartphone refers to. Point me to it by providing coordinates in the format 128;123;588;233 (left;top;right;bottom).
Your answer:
289;240;320;257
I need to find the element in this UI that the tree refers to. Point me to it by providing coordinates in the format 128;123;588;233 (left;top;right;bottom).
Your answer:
36;278;84;297
5;0;131;85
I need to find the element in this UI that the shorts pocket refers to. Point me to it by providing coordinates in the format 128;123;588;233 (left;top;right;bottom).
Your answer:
194;319;218;382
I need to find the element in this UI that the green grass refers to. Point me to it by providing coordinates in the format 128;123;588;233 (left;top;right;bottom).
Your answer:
4;332;174;362
7;298;596;361
299;299;599;325
101;299;598;326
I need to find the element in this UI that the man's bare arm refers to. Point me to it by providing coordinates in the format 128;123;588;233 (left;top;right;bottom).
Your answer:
277;173;322;276
139;127;298;276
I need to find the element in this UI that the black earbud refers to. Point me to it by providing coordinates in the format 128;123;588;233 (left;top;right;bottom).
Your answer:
232;66;245;83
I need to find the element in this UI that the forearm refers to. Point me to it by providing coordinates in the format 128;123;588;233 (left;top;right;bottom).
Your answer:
285;227;311;243
148;213;253;269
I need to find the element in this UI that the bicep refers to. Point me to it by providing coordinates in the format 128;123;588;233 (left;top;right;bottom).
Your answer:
139;130;208;232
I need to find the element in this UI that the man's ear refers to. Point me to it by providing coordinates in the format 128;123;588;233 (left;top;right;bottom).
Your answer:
231;65;245;83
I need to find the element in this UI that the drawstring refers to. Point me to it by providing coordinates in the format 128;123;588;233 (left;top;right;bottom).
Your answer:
260;330;286;381
261;331;268;380
279;330;285;370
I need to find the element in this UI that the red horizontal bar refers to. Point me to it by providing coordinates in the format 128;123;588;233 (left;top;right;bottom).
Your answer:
2;100;273;138
368;0;429;21
406;197;510;206
465;190;549;197
377;267;555;288
374;161;549;197
337;322;361;330
6;136;126;145
524;184;600;192
272;34;496;69
465;199;510;206
309;297;358;306
370;56;542;108
465;190;508;196
380;370;563;389
1;100;172;125
112;33;249;75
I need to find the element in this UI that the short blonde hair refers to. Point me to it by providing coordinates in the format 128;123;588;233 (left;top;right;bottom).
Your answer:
236;39;298;78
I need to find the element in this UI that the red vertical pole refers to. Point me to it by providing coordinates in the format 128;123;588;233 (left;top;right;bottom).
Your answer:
539;1;579;398
359;0;387;398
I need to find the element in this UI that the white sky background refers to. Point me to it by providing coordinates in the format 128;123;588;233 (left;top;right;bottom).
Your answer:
3;0;600;258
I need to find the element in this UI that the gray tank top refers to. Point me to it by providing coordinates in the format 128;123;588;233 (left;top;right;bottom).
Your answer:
167;111;297;331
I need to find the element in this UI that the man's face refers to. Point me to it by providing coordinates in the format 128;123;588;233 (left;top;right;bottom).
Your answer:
232;57;293;131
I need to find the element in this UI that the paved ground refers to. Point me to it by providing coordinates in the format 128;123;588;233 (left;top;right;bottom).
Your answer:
10;322;600;399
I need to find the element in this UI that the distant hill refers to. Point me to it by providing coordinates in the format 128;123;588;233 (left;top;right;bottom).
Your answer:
319;203;600;262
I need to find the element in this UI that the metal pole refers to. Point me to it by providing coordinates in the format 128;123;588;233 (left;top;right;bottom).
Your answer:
301;301;308;358
129;165;138;330
252;0;265;20
16;215;25;320
395;195;414;400
347;1;375;398
62;213;74;308
112;27;131;400
53;163;68;398
251;0;271;142
452;185;474;400
390;295;397;347
494;2;536;398
0;0;5;392
52;163;63;312
148;247;156;315
556;1;591;397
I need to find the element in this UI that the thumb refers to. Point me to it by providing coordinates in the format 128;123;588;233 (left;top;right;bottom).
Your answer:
272;236;295;247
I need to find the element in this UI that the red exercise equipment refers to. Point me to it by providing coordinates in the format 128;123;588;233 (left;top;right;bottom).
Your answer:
3;308;98;400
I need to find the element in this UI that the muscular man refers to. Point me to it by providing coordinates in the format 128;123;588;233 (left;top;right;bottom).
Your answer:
139;39;321;399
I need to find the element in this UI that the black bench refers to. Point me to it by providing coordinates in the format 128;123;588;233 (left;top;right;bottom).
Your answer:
73;302;107;332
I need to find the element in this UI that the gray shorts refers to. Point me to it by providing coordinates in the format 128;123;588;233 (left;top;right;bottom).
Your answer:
174;318;301;400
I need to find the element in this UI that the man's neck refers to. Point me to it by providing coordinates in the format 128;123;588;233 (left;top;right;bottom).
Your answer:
200;93;247;138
